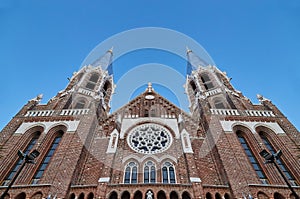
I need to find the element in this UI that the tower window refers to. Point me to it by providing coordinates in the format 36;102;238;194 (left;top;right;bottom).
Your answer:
260;133;298;186
162;162;176;184
2;133;40;186
31;132;63;184
124;162;138;184
74;99;86;109
201;74;214;90
85;74;99;90
237;133;268;184
144;161;156;183
214;99;225;109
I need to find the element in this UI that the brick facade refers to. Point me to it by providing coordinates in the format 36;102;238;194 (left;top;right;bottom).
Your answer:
0;49;299;199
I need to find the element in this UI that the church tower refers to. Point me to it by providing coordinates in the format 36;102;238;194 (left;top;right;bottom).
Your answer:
0;47;299;199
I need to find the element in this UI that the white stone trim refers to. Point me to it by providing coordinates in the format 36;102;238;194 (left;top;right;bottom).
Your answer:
98;177;110;183
106;129;119;153
220;120;285;134
15;120;80;134
190;177;201;183
181;129;194;153
120;118;180;139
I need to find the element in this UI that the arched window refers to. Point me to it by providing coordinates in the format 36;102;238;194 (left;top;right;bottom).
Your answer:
31;132;63;184
31;192;43;199
215;193;222;199
144;161;156;183
257;192;269;199
274;192;285;199
237;132;268;184
68;193;75;199
133;191;142;199
85;73;99;90
2;132;40;186
182;192;191;199
170;191;179;199
87;192;94;199
162;162;176;184
200;73;214;90
206;193;213;199
157;190;166;199
224;193;231;199
74;99;86;109
124;162;138;184
109;191;118;199
189;80;197;96
260;133;298;186
78;193;84;199
121;191;130;199
214;99;225;109
15;192;26;199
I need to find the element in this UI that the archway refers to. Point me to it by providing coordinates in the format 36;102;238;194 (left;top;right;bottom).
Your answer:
216;193;222;199
257;192;269;199
134;191;143;199
31;192;43;199
109;191;118;199
121;191;130;199
78;193;84;199
3;194;9;199
15;192;26;199
69;193;75;199
206;193;213;199
274;192;285;199
157;191;166;199
182;191;191;199
87;192;94;199
170;191;179;199
224;193;231;199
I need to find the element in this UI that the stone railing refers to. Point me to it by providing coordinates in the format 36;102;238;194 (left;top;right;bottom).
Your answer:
25;109;90;117
124;114;176;119
78;87;95;97
210;109;275;117
210;109;240;116
25;110;55;117
204;88;222;97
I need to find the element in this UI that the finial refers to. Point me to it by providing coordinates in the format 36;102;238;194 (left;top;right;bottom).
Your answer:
186;46;192;54
107;47;113;54
29;94;43;104
256;94;271;103
147;82;153;92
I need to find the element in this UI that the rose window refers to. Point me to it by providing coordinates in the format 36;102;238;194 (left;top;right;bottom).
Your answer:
127;123;172;154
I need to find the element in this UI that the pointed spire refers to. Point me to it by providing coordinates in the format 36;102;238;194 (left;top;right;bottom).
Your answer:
146;82;154;92
91;48;113;75
186;48;209;75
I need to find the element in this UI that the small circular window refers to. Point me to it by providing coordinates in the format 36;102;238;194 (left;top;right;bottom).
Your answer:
127;123;172;154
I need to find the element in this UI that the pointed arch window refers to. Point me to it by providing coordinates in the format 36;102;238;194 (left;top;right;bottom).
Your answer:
214;99;225;109
162;162;176;184
74;99;86;109
144;161;156;183
124;162;138;184
31;132;63;184
237;133;268;184
85;73;99;90
200;74;214;90
260;133;298;186
1;133;40;186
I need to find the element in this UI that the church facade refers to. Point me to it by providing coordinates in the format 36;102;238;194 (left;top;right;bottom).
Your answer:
0;49;299;199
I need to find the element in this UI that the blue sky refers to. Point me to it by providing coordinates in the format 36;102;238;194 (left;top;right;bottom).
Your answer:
0;0;299;130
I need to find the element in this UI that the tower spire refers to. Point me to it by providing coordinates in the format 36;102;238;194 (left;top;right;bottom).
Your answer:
91;48;114;75
186;48;209;75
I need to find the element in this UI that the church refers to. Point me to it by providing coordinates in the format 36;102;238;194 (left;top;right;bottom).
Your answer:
0;48;299;199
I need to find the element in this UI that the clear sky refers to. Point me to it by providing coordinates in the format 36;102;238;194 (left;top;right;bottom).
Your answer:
0;0;299;130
